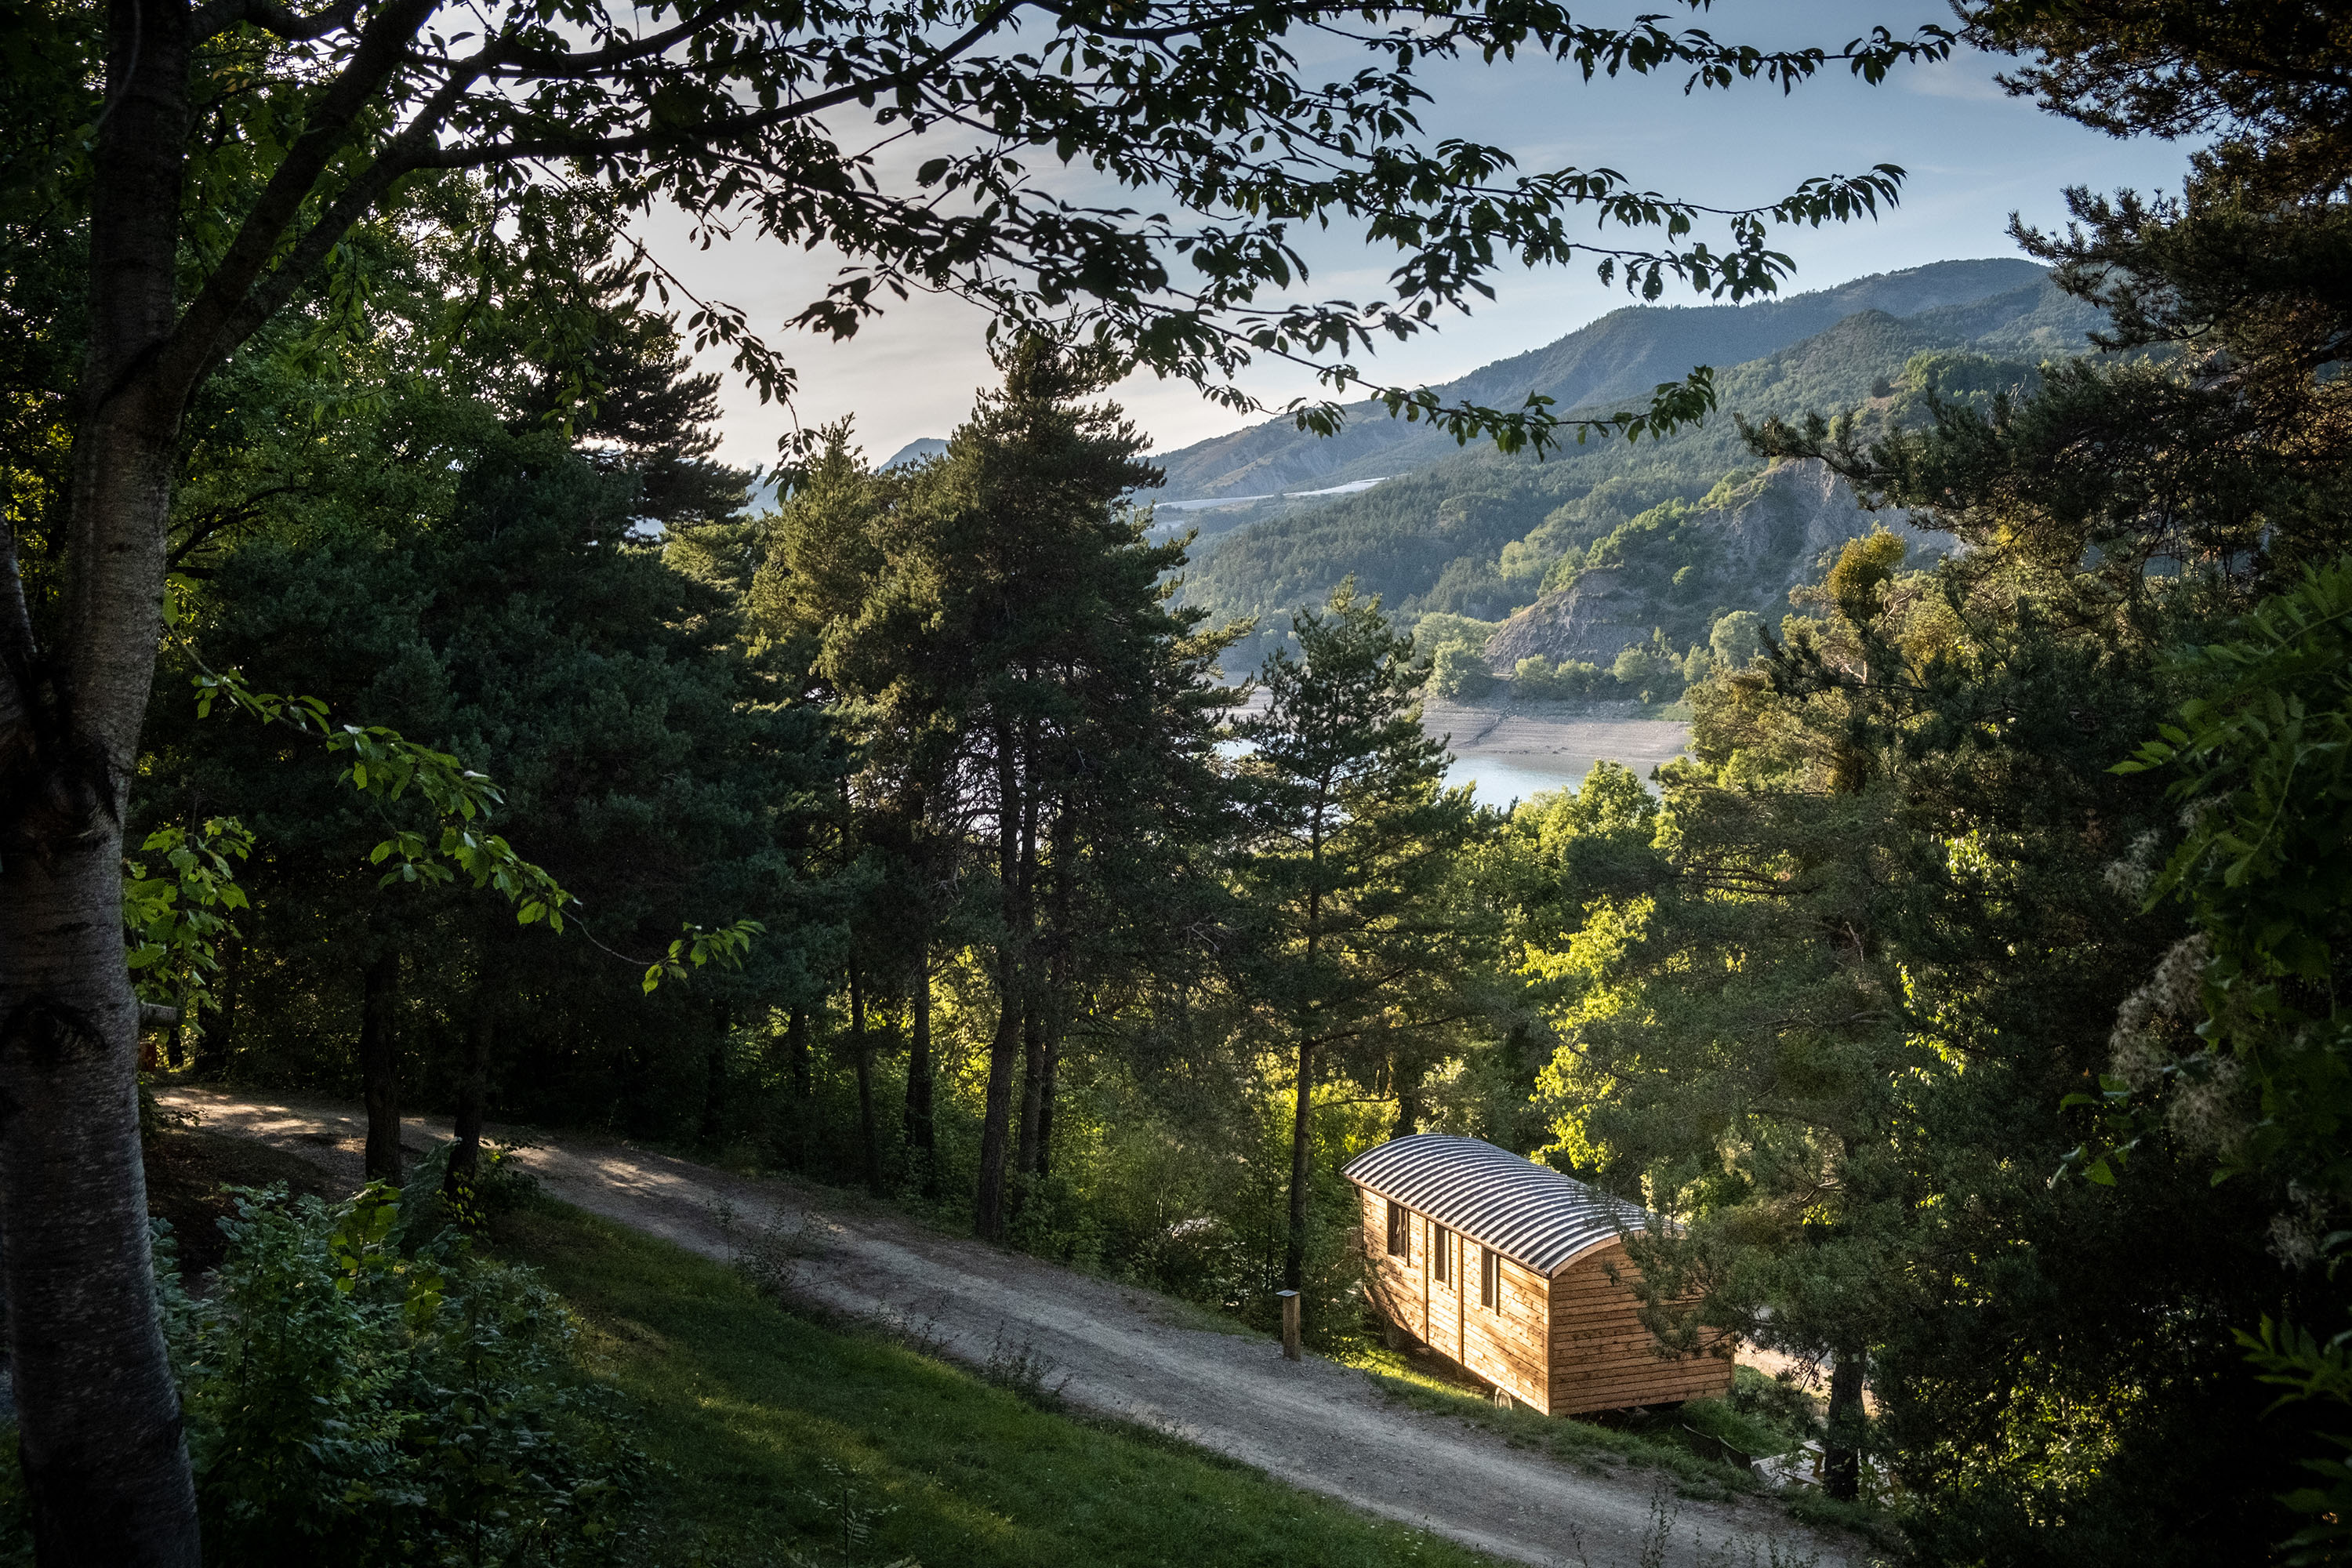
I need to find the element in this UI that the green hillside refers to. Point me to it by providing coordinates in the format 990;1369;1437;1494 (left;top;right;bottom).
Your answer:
1181;278;2103;654
1152;258;2052;502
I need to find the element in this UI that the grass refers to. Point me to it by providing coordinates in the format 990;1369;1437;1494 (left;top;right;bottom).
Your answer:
1334;1341;1761;1501
1336;1345;1903;1554
486;1193;1501;1568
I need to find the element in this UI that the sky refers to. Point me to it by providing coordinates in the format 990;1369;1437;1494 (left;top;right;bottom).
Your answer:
637;2;2190;471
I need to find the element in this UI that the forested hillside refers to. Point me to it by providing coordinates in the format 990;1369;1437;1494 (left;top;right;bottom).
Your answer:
1153;256;2053;501
1185;274;2102;661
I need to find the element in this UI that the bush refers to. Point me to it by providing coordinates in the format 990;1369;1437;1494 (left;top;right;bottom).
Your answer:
158;1152;643;1566
1511;656;1604;700
1709;610;1765;668
1610;647;1660;689
1431;644;1496;699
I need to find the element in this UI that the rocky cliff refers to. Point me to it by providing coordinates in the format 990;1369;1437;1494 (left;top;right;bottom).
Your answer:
1483;460;1958;670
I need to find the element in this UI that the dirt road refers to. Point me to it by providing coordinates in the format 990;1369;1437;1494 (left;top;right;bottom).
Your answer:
161;1087;1848;1568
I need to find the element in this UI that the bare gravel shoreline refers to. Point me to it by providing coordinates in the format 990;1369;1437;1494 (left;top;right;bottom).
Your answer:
1421;698;1690;794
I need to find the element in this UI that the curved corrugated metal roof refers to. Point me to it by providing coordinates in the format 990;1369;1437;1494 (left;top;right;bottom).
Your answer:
1341;1134;1647;1276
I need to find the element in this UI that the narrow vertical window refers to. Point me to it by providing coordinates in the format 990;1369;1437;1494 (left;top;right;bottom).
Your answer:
1386;1200;1409;1258
1480;1247;1499;1310
1432;1225;1450;1283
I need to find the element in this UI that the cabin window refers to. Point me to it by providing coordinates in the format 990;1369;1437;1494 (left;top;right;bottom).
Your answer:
1385;1200;1409;1258
1480;1247;1500;1311
1432;1225;1450;1283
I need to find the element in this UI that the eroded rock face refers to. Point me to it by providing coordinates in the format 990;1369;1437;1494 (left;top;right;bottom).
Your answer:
1484;567;1650;673
1483;460;1958;670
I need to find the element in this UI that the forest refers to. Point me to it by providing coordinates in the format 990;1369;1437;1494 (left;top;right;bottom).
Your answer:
2;0;2350;1565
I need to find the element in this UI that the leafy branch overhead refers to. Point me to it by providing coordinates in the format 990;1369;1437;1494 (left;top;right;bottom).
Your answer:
183;658;761;993
189;663;575;929
114;0;1948;459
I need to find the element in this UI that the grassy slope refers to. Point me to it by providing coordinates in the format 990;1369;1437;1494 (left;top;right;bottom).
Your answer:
489;1196;1497;1568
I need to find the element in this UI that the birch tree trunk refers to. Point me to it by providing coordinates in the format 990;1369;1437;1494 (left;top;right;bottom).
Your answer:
0;0;205;1552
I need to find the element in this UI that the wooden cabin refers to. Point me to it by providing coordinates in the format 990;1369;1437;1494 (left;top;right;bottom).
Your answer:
1343;1134;1732;1416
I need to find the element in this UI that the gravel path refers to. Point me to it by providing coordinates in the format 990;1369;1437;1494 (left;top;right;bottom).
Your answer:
160;1087;1849;1568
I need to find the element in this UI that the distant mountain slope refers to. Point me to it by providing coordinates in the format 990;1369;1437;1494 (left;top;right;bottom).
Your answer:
1482;459;1957;672
1154;258;2051;500
1184;278;2104;658
881;437;949;470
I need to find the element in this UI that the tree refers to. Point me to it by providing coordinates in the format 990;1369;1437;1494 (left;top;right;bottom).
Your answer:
1727;13;2352;1548
0;0;1953;1548
1232;583;1480;1314
1534;529;2321;1555
753;343;1233;1236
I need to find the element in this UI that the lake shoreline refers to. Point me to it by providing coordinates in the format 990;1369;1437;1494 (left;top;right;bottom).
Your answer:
1421;696;1690;803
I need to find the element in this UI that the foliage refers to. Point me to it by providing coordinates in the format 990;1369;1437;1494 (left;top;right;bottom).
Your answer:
2103;557;2352;1198
122;817;253;1032
2097;558;2352;1563
1711;612;1766;668
1429;644;1496;701
1512;655;1610;699
1231;583;1488;1303
97;1167;641;1566
1526;552;2311;1559
1415;613;1501;700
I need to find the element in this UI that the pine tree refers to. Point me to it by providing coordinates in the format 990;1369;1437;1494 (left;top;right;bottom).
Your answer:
1231;583;1480;1316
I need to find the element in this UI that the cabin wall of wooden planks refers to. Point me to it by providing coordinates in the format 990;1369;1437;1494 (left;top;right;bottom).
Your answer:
1548;1240;1733;1415
1356;1186;1730;1417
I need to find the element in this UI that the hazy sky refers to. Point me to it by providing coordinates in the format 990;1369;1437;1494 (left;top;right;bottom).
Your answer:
642;2;2188;471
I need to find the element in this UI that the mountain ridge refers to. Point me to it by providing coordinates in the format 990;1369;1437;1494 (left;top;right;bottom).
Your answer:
1152;258;2050;501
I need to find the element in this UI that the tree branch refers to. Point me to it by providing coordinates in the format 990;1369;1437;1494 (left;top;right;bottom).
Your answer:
158;0;454;397
193;0;359;42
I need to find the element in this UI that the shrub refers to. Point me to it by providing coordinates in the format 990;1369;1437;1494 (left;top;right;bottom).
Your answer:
1431;644;1496;699
1610;647;1659;689
1709;610;1766;668
158;1152;643;1566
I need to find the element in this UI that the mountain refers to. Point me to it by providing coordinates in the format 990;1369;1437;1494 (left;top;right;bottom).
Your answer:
881;437;949;470
1183;272;2106;663
1481;459;1957;672
1152;258;2053;501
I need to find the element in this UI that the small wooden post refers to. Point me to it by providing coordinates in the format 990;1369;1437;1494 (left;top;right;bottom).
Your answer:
1279;1290;1301;1360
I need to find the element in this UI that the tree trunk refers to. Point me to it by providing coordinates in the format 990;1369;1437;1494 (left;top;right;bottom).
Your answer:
358;947;402;1185
848;966;882;1196
1823;1347;1868;1501
1285;1033;1313;1298
903;953;935;1185
975;717;1030;1240
1012;757;1046;1183
699;1004;729;1145
782;1006;809;1171
1025;802;1075;1183
0;849;204;1566
447;990;494;1196
1014;990;1046;1181
1285;811;1326;1304
1392;1053;1427;1137
191;930;238;1080
0;0;205;1545
1036;1034;1061;1181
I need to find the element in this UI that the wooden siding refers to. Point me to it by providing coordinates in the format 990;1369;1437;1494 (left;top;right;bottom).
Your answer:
1360;1187;1420;1339
1359;1188;1547;1410
1465;1247;1549;1410
1548;1240;1733;1415
1427;1219;1463;1368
